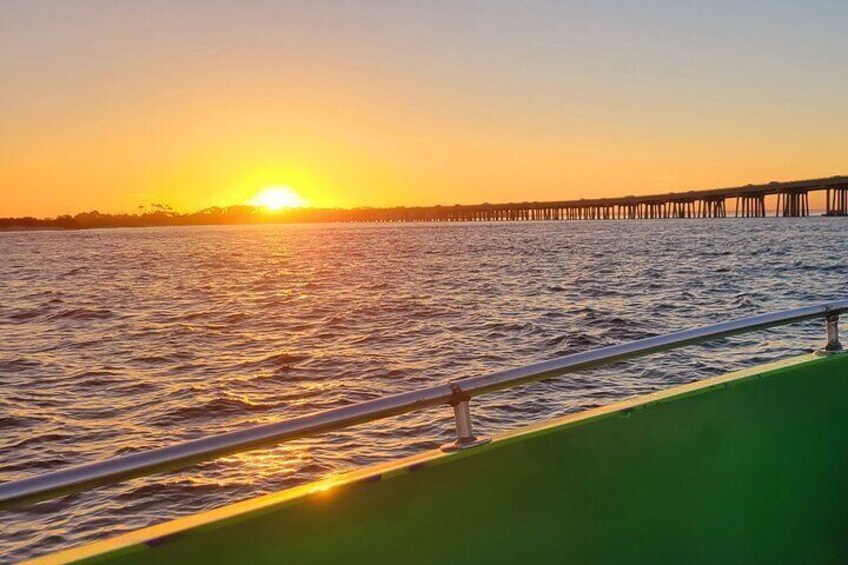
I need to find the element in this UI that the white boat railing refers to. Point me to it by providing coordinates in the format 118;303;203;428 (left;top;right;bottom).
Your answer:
0;299;845;510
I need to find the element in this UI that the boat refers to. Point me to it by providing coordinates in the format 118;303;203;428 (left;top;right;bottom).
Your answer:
2;300;847;564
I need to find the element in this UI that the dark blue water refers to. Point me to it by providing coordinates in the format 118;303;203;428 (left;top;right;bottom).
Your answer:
1;219;846;562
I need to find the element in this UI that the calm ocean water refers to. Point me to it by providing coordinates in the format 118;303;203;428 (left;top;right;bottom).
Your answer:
1;219;846;561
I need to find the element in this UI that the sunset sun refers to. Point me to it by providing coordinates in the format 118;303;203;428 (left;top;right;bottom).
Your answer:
247;186;308;211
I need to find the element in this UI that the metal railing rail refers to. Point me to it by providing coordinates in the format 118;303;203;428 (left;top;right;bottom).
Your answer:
1;299;845;510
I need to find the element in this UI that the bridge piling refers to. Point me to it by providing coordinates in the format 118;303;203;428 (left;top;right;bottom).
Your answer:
779;190;810;217
826;188;848;216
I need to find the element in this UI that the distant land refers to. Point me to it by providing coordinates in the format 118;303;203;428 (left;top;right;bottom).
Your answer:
0;205;363;231
2;176;846;230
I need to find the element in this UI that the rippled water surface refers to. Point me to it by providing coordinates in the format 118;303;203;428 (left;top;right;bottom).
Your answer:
1;219;846;561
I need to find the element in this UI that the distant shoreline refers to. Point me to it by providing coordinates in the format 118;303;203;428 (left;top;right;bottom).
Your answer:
0;226;76;232
0;212;837;234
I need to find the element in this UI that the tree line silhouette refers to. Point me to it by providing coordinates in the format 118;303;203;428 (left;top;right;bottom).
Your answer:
0;204;390;230
0;203;450;230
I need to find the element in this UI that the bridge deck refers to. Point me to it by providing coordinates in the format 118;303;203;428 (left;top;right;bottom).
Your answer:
343;175;848;221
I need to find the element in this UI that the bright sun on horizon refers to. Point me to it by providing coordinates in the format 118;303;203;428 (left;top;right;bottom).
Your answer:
247;186;309;211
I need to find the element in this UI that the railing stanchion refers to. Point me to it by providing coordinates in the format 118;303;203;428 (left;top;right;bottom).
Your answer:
818;313;843;355
442;391;491;452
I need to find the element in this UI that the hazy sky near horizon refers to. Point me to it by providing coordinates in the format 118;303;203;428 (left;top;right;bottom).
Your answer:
1;0;847;216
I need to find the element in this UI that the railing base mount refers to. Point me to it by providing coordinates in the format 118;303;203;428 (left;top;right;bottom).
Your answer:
440;436;492;453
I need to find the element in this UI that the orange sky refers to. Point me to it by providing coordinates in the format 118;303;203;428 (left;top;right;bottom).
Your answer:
1;1;846;217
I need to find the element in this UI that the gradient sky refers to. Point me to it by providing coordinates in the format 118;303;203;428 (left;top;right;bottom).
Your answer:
1;0;846;216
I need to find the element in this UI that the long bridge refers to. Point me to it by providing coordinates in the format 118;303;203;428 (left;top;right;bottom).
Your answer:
344;175;848;222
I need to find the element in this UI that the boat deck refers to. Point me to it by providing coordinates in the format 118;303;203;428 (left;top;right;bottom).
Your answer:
32;353;848;564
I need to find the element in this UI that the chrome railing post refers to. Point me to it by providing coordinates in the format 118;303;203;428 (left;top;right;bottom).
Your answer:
818;313;843;355
441;386;491;452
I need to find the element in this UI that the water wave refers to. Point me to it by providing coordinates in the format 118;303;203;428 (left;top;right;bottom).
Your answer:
1;219;846;561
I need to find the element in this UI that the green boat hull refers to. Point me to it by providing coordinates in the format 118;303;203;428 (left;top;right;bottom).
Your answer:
33;354;848;564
